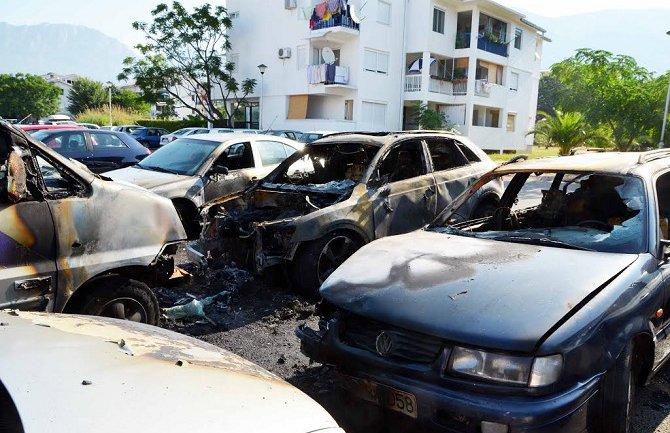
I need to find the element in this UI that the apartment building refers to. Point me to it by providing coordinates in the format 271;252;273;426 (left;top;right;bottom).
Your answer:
42;72;79;115
225;0;548;151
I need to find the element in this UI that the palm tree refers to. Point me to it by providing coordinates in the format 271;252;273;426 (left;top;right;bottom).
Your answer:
528;111;594;156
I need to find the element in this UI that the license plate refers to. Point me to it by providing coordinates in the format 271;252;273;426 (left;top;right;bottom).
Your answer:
342;376;418;419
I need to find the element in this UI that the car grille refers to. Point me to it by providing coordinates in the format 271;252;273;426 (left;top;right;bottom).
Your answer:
341;315;444;364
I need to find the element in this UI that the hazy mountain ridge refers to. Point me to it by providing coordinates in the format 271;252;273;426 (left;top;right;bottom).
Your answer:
0;22;135;82
525;8;670;73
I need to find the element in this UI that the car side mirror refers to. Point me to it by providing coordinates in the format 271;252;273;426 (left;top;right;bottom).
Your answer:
208;165;229;176
4;150;27;203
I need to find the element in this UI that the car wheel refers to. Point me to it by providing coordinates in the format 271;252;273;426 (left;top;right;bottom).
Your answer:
594;341;637;433
292;231;362;298
79;277;160;326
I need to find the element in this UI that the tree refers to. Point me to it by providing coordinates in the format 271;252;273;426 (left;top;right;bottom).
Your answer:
537;74;564;118
412;102;456;130
111;88;151;115
0;74;60;120
550;49;666;151
527;111;599;156
118;2;256;127
68;78;107;115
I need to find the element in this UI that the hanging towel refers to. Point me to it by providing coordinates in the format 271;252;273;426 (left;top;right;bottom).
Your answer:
323;10;332;21
325;63;336;83
326;0;339;13
315;2;328;19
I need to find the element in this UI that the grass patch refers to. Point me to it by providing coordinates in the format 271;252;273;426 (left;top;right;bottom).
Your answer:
487;146;560;163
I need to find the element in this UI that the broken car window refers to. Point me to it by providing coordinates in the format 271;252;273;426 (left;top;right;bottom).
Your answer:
441;171;647;254
256;140;291;166
216;142;254;170
35;155;76;194
427;138;469;172
377;140;427;184
137;138;221;176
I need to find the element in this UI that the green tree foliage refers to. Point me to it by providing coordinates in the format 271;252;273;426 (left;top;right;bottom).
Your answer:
413;103;447;130
549;49;666;151
537;75;564;118
118;2;256;127
68;78;107;115
111;89;151;115
0;74;60;120
528;111;602;156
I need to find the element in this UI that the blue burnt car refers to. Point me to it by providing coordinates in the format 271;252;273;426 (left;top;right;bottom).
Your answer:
31;129;151;173
299;150;670;433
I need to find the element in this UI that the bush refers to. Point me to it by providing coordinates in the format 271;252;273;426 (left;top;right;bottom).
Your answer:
136;118;206;132
76;105;143;126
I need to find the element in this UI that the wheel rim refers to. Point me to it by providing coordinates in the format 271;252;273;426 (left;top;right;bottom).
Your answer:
317;235;357;283
100;297;148;323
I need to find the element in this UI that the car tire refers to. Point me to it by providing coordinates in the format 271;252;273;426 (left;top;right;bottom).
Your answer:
79;277;160;326
292;231;362;299
593;341;637;433
471;199;499;219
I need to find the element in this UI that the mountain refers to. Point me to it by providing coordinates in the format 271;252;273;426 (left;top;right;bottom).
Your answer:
0;22;135;82
525;8;670;74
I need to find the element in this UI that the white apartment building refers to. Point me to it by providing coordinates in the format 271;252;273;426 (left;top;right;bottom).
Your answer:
42;72;79;116
225;0;549;151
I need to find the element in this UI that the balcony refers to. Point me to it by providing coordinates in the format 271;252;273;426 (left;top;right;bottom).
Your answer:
307;64;350;85
308;14;359;42
477;35;508;57
474;79;508;99
404;75;468;96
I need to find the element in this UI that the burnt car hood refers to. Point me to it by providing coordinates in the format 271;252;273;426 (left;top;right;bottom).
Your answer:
320;230;639;353
0;312;340;433
107;165;195;190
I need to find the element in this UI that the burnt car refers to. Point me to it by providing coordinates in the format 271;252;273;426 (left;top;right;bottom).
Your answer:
298;150;670;433
189;132;500;296
0;311;344;433
0;121;186;325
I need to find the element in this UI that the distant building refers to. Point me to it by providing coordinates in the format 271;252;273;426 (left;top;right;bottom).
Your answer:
42;72;79;116
225;0;549;151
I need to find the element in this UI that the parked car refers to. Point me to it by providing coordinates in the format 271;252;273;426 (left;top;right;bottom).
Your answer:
159;127;232;146
130;127;170;149
107;133;302;238
18;124;84;134
0;310;344;433
32;128;151;173
188;131;500;295
77;122;101;129
111;124;142;134
297;149;670;433
300;131;337;143
0;121;186;325
267;130;303;141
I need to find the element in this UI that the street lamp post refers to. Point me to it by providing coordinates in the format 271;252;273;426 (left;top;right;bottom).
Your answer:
106;81;113;127
659;31;670;149
257;64;267;131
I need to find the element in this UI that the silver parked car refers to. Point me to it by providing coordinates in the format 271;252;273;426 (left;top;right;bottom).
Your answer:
107;133;302;237
0;310;344;433
159;127;235;146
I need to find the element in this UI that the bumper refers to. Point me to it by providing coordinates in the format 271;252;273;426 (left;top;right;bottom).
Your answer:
297;323;599;433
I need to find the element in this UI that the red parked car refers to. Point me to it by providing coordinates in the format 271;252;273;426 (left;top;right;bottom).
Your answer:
18;124;84;134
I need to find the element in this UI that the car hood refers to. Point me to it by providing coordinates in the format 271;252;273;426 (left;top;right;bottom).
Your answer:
0;312;340;433
321;230;639;353
107;166;196;191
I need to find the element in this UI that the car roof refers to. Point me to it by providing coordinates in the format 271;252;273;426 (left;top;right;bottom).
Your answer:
494;151;670;176
313;131;466;148
18;124;84;131
184;132;301;147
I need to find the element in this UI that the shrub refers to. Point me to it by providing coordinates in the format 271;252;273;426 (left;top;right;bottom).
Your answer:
136;118;206;132
76;105;143;126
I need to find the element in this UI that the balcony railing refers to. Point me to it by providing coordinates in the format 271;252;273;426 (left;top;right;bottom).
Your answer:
307;64;350;85
477;35;508;57
310;15;359;31
405;75;468;96
404;74;422;92
455;32;471;49
474;79;507;97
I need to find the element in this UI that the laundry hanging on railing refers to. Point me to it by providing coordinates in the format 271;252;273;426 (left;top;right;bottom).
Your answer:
309;0;359;30
307;64;350;85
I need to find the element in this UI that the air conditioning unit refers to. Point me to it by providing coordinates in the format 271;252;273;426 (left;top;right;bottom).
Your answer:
278;47;292;59
285;0;297;9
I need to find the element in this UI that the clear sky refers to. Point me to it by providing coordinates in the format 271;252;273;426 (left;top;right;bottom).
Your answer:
0;0;668;47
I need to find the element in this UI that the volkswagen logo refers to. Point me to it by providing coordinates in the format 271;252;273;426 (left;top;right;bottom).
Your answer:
375;331;395;357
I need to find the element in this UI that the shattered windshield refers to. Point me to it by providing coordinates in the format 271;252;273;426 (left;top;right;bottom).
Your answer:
439;171;648;254
137;138;220;176
263;143;378;194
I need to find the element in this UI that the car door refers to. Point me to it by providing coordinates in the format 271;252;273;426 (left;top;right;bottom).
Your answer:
254;140;297;178
44;131;93;168
651;171;670;368
426;138;481;217
371;140;437;238
0;149;58;311
202;141;258;202
88;132;131;172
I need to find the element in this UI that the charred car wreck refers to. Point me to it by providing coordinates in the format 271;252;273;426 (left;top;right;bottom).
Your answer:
188;132;500;295
298;150;670;433
0;121;186;325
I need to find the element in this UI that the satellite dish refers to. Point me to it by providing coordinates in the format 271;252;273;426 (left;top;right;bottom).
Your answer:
348;0;366;24
322;47;336;65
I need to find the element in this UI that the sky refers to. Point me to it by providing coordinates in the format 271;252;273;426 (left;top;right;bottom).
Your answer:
0;0;669;47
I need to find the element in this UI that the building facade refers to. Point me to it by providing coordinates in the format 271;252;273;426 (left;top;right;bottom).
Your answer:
225;0;548;151
42;72;79;116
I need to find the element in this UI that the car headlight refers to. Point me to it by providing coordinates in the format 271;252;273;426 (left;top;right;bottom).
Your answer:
449;347;562;387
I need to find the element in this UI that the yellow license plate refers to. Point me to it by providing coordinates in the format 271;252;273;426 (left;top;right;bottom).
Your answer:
343;376;418;419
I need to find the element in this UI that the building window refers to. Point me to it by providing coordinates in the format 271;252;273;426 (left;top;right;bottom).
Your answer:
229;11;239;19
510;72;519;91
472;105;501;128
507;113;516;132
313;48;340;66
345;100;354;120
364;49;389;74
362;101;387;129
514;28;522;49
377;0;391;25
433;8;445;34
296;45;307;70
228;53;239;72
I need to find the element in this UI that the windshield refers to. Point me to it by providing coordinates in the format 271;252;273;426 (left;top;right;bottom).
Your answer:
439;171;648;254
31;131;51;140
264;143;378;193
136;138;220;176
